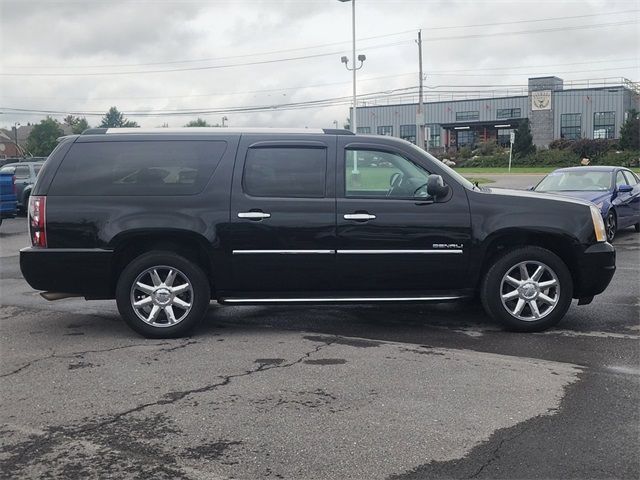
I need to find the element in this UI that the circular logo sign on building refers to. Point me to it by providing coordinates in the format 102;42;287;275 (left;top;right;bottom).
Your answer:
531;90;552;111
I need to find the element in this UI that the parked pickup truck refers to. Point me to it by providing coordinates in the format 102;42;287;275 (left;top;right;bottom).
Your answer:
20;128;616;338
0;170;17;226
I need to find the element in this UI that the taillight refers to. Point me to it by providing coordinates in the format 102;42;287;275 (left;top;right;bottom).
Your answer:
28;195;47;248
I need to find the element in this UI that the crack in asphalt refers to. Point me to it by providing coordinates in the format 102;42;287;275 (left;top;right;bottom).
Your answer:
467;426;532;478
0;342;171;378
2;337;334;477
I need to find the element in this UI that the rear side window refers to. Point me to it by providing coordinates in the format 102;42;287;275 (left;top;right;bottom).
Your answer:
243;147;326;198
49;140;227;196
34;164;43;176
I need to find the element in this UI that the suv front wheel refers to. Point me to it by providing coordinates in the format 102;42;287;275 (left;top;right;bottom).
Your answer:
116;251;211;338
481;246;573;332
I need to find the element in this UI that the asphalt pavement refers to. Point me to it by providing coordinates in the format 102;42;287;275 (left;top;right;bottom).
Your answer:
1;178;638;479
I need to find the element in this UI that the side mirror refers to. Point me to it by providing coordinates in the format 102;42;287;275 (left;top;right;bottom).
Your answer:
618;184;633;193
527;185;535;191
426;175;450;199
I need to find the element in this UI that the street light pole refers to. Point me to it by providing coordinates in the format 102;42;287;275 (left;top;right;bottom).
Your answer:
339;0;364;134
350;0;356;134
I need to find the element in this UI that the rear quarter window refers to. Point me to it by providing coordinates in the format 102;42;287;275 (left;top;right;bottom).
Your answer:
49;140;227;196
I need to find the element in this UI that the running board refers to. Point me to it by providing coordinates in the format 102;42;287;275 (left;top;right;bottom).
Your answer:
219;295;465;304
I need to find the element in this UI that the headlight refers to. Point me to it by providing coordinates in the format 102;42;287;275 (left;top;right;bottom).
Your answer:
590;205;607;242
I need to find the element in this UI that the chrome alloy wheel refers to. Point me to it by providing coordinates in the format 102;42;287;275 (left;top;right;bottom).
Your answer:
130;266;193;327
500;261;560;321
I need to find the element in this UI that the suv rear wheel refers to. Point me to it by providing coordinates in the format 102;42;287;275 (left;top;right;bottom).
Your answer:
116;251;210;338
481;246;573;332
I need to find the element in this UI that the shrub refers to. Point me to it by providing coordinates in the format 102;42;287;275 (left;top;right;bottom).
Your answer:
475;141;500;156
458;146;473;160
549;138;573;150
569;138;613;158
594;151;640;168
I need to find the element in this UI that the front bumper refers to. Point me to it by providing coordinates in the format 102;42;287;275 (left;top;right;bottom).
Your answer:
573;242;616;298
20;247;115;299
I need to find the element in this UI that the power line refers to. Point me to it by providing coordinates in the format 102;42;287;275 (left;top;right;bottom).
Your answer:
5;9;637;70
1;21;636;77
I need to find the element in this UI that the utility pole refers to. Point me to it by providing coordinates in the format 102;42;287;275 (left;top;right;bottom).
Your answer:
416;30;425;149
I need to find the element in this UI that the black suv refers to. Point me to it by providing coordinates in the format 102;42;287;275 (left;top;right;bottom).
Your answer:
20;128;615;338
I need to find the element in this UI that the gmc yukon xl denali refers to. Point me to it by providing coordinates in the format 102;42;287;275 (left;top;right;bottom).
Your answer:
20;128;616;338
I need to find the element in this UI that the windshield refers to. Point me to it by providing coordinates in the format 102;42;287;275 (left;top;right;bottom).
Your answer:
535;170;612;192
406;143;476;190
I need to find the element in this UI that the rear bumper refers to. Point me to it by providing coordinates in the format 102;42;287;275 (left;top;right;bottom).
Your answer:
20;247;115;299
573;242;616;299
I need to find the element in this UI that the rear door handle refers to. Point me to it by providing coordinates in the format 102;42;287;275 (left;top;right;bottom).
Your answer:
344;213;376;221
238;211;271;220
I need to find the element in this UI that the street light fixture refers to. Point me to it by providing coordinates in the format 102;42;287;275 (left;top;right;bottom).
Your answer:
338;0;365;135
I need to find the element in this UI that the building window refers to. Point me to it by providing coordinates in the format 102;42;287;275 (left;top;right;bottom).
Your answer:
496;108;521;119
457;130;476;147
356;127;371;134
377;125;393;136
426;125;441;148
456;111;479;121
497;129;514;147
399;125;416;144
561;113;581;140
593;112;615;139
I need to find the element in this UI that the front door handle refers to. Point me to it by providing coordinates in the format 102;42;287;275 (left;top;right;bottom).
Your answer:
238;211;271;220
344;213;376;221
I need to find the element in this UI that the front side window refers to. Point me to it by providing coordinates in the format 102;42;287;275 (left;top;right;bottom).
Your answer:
616;171;629;187
377;126;393;136
49;141;227;196
399;125;416;144
622;170;639;185
594;112;615;139
345;149;430;199
243;147;326;198
456;111;479;121
561;113;582;140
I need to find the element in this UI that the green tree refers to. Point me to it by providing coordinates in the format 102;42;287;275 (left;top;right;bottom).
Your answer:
25;117;64;156
99;107;138;128
619;109;639;150
63;114;90;134
184;118;212;127
513;119;535;158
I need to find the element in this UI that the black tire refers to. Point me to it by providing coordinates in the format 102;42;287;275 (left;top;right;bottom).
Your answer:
605;210;617;243
480;246;573;332
116;251;210;338
634;223;639;233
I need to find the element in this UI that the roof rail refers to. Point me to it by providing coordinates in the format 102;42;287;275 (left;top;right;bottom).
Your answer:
81;128;107;135
81;127;356;135
322;128;355;135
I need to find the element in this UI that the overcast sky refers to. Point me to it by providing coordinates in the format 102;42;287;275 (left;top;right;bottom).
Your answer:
0;0;638;129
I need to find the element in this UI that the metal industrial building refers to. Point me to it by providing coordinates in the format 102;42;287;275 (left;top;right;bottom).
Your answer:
353;76;639;152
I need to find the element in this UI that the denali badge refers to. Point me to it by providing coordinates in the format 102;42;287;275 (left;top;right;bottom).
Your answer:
433;244;464;249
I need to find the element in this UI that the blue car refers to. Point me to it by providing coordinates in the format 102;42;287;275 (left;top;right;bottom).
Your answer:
533;166;640;242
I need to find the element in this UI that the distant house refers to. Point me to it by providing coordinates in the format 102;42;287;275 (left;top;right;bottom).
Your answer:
0;124;73;159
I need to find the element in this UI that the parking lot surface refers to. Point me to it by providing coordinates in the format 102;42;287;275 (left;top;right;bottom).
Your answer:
1;198;639;478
